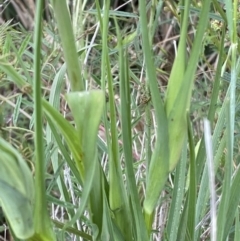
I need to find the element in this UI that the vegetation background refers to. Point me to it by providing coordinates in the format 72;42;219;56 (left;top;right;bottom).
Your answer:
0;0;240;240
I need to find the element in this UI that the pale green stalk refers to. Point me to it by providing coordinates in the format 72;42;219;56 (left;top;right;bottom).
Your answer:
186;114;197;241
31;0;55;240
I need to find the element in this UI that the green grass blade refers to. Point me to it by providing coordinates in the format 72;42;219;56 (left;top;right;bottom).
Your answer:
98;2;134;239
45;117;82;184
50;0;84;91
164;0;189;113
12;94;22;126
217;0;238;238
166;142;187;241
139;0;169;229
115;18;148;239
224;167;240;240
101;193;116;241
52;220;92;240
42;99;84;178
119;50;148;241
186;114;197;241
0;64;31;90
195;98;227;239
176;194;189;241
163;0;190;172
234;208;240;241
32;0;56;239
46;63;67;202
217;100;232;241
206;26;226;125
195;27;226;184
108;18;133;240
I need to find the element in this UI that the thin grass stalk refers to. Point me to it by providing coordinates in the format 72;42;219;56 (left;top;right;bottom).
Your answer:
186;114;196;241
207;27;226;124
176;194;189;241
33;0;46;229
166;142;187;241
32;0;55;239
217;100;232;241
144;105;152;170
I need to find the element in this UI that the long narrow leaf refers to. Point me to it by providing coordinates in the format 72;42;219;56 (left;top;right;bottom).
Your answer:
32;0;56;239
166;142;187;241
139;0;169;231
50;0;84;91
186;114;197;241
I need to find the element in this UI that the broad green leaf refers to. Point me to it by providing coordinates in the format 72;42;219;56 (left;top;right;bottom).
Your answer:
65;91;104;156
166;0;212;171
166;40;203;171
65;90;105;238
0;138;34;239
163;6;191;174
164;0;189;114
